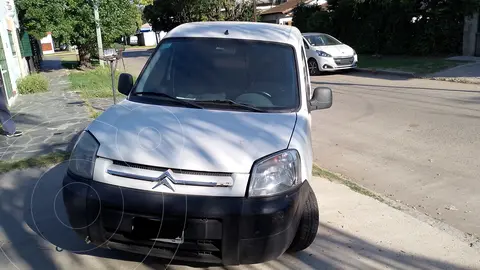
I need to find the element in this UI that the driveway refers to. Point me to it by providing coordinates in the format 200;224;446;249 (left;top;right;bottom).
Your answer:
310;71;480;236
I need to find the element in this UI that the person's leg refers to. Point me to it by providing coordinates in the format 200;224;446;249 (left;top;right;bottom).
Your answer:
0;104;21;137
0;105;15;135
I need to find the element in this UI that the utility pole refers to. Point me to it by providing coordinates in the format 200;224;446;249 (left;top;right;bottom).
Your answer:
253;0;257;22
93;0;104;67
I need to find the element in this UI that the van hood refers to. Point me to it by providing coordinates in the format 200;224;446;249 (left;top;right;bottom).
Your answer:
314;44;355;57
87;100;297;173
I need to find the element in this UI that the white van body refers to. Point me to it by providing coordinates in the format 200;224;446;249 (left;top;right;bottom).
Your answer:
63;22;332;265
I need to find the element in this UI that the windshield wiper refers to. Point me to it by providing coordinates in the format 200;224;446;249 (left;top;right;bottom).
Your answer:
132;92;203;109
196;99;267;112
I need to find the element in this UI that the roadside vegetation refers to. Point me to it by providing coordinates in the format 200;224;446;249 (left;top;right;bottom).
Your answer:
16;73;49;94
293;0;479;56
0;152;70;174
16;0;141;67
69;67;125;98
313;164;387;204
293;0;479;75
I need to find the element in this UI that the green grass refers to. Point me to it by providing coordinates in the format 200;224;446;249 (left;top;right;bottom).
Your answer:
83;99;103;119
0;152;70;174
68;67;128;98
358;55;468;74
313;164;386;203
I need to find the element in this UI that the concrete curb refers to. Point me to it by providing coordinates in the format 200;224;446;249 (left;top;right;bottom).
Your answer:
355;68;417;78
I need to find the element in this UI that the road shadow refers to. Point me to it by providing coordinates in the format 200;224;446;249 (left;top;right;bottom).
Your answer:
453;96;480;104
310;69;412;81
41;59;64;72
0;162;470;269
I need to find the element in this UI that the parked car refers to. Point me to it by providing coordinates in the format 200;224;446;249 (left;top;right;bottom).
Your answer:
303;32;358;75
63;22;332;266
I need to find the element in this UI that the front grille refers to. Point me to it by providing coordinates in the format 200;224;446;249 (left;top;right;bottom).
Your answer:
334;56;354;66
112;160;232;177
102;208;224;262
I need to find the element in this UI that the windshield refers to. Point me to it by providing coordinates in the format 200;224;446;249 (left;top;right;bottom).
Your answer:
133;38;299;111
305;34;342;46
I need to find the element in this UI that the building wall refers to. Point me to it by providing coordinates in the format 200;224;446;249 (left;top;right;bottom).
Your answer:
40;33;55;55
0;0;28;105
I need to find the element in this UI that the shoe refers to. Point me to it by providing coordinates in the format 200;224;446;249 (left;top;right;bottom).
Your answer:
6;131;23;138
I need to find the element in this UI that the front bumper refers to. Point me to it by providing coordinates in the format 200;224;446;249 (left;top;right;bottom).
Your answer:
62;172;311;265
317;55;358;71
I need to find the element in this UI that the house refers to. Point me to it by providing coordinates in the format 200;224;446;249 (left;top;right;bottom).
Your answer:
1;0;30;105
39;32;55;55
260;0;327;25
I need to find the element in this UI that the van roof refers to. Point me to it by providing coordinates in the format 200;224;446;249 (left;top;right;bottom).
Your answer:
165;22;302;48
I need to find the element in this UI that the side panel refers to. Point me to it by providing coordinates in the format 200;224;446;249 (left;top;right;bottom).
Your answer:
290;32;313;182
288;112;312;182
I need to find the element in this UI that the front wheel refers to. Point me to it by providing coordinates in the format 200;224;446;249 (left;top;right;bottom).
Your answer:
287;184;319;252
308;58;320;76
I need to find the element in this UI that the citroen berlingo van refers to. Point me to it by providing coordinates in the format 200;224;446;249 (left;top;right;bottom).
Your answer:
63;21;332;265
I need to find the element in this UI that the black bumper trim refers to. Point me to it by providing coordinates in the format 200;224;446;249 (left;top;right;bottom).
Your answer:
63;173;311;265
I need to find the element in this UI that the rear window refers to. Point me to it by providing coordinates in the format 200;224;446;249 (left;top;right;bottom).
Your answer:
134;38;299;111
305;34;342;46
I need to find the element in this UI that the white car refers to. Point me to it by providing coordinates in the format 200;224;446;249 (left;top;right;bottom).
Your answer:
303;32;358;75
63;22;332;265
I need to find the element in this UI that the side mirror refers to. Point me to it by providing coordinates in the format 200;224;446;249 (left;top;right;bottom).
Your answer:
118;73;133;95
309;87;332;110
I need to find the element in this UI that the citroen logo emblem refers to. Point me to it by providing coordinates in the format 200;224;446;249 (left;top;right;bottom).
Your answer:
152;169;176;191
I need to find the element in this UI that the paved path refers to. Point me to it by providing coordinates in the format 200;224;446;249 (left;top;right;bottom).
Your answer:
310;71;480;237
430;60;480;84
0;165;478;270
0;63;91;161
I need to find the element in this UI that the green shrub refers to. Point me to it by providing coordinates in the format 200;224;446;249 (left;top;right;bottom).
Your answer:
17;73;49;94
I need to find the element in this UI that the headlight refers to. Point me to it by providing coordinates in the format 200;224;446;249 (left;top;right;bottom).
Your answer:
248;150;301;197
316;50;332;57
68;131;99;179
353;49;357;56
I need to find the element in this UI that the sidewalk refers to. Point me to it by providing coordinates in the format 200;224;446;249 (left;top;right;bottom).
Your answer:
429;58;480;84
0;163;478;270
0;61;91;161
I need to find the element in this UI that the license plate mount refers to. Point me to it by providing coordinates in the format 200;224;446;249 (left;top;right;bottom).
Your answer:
131;217;186;241
151;231;185;244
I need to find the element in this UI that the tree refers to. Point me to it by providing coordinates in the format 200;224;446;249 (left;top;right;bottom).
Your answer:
16;0;140;66
143;0;256;32
293;0;480;55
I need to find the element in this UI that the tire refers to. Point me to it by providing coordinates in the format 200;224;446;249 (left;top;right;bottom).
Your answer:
287;185;319;253
308;58;320;76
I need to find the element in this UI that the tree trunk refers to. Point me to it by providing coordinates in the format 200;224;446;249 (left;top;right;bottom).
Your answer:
78;45;93;68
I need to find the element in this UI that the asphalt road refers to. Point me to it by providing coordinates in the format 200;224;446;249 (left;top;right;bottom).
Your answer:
310;71;480;237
